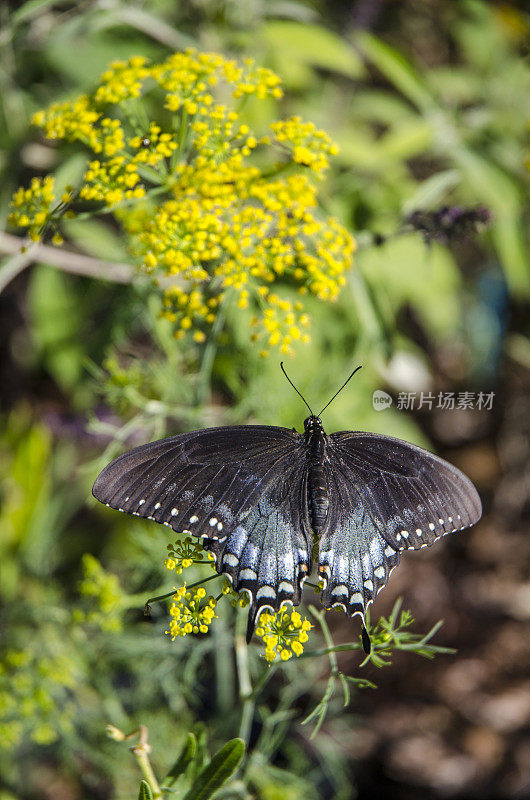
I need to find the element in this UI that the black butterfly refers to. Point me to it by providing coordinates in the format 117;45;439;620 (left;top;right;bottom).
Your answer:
92;366;481;645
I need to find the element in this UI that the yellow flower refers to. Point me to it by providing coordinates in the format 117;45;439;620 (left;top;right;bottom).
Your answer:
165;536;205;574
11;49;355;351
167;583;218;639
255;609;313;663
8;176;55;241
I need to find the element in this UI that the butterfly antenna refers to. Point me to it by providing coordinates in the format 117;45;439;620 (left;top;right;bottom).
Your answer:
317;365;362;417
280;362;314;416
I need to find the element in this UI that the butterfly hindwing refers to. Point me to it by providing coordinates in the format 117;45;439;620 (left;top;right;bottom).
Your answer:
205;462;312;641
318;459;400;617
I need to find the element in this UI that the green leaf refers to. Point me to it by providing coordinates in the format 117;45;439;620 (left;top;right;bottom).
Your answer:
183;739;245;800
378;119;433;160
264;21;364;84
164;733;197;788
29;265;85;392
452;148;530;296
11;0;57;25
62;217;130;261
402;170;461;214
52;153;88;203
138;780;153;800
355;32;434;111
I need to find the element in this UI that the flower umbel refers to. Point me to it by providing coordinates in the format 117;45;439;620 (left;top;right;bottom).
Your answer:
8;176;55;242
167;584;217;638
255;609;312;662
10;49;355;353
164;536;210;574
76;553;124;632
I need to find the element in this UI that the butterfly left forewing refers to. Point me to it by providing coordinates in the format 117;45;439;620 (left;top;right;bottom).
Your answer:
93;425;313;640
92;425;299;540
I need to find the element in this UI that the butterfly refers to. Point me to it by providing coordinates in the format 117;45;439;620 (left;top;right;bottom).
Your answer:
92;365;482;647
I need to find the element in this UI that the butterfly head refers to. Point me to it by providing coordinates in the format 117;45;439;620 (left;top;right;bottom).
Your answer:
303;415;324;433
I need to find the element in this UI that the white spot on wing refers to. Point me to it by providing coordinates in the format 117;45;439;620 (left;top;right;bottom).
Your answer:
189;515;198;523
171;508;178;516
155;502;161;510
223;553;239;568
363;579;373;591
240;568;256;581
374;566;385;579
256;586;276;600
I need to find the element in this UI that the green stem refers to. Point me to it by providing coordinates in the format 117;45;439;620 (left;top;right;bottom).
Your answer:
259;159;297;181
130;726;162;799
143;573;219;609
177;110;188;152
297;642;363;659
196;299;227;406
309;607;342;677
235;607;254;747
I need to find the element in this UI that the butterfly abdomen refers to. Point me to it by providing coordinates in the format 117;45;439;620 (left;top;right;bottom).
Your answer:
308;464;329;533
304;416;330;534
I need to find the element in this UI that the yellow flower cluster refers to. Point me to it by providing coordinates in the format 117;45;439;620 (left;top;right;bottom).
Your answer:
256;609;312;663
167;585;217;638
251;292;310;356
32;95;100;149
10;49;355;352
80;156;146;207
271;117;339;174
94;56;150;105
8;176;55;242
164;536;211;574
153;51;283;116
76;553;123;632
0;648;77;749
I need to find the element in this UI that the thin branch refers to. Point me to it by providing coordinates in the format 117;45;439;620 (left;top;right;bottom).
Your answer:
0;231;135;292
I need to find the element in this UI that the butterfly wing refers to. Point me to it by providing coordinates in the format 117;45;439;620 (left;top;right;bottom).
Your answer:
208;459;312;642
318;432;482;616
92;426;312;639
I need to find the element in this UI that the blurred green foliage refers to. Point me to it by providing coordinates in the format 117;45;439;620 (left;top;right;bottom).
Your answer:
1;1;529;798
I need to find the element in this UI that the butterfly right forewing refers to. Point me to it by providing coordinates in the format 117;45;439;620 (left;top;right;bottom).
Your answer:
329;431;482;551
318;430;481;618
